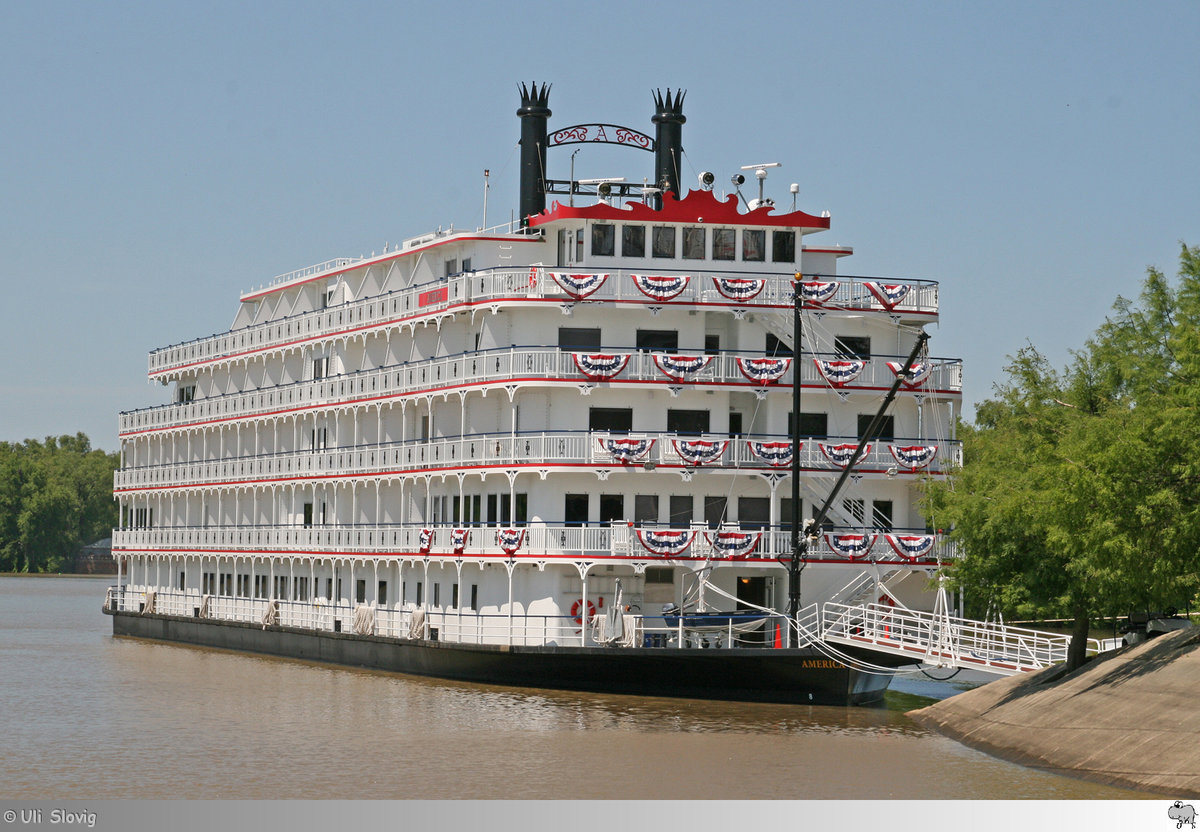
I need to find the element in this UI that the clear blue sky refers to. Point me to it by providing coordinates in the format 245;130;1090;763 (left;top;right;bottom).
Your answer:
2;1;1198;452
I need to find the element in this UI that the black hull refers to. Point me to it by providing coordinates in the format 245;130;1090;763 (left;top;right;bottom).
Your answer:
106;608;903;706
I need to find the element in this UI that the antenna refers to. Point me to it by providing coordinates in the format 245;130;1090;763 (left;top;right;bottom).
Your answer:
740;162;781;209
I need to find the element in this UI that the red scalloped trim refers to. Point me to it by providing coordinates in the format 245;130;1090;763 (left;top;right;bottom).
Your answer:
527;188;831;230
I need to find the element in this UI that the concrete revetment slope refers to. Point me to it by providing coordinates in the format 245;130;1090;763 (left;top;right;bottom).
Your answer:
909;627;1200;795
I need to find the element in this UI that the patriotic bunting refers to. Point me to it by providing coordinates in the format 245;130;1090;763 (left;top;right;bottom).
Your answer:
705;530;763;559
631;273;690;302
821;443;869;467
653;353;713;381
885;360;933;388
497;528;526;556
747;440;795;468
600;437;655;463
885;534;936;561
636;529;697;557
712;276;766;301
549;271;608;300
825;532;877;560
451;528;470;554
573;352;630;381
418;528;434;554
865;281;911;310
798;280;840;305
813;358;866;387
672;439;728;466
889;444;939;470
736;356;791;384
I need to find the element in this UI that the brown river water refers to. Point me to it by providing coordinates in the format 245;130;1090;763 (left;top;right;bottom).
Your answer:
0;575;1153;800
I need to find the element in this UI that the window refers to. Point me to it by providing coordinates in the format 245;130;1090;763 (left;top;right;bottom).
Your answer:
452;583;459;609
858;414;894;441
600;494;625;523
416;582;423;606
872;500;893;530
237;574;249;598
312;357;328;380
645;567;674;584
728;412;743;436
470;584;479;610
202;572;215;595
652;226;676;258
514;493;528;526
682;227;705;259
433;583;441;607
704;334;720;355
635;495;659;524
765;333;792;358
558;327;602;350
704;496;727;528
444;258;458;277
622;225;645;257
772;230;796;262
377;580;387;606
742;229;765;262
712;228;735;261
636;329;678;352
791;412;828;438
667;409;709;435
310;427;328;450
295;576;309;602
835;335;871;358
592;224;615;256
669;496;693;528
177;385;196;403
355;579;366;604
738;497;770;530
178;571;185;591
589;407;633;432
254;575;269;599
219;573;232;596
565;494;589;526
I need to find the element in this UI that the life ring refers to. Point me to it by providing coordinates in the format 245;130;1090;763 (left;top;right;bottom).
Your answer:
878;594;895;607
878;594;895;637
570;598;596;626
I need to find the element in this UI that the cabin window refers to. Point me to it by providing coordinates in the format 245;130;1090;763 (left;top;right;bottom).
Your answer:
704;496;727;527
590;407;633;433
834;335;871;358
779;498;796;531
728;412;743;436
772;230;796;263
416;582;423;606
791;412;828;438
514;493;528;526
177;384;196;403
635;495;659;524
765;333;792;358
377;581;387;606
312;356;328;380
651;226;676;258
237;574;250;598
742;229;765;262
202;572;215;595
738;497;770;530
462;257;472;272
645;567;674;584
558;327;602;350
636;329;677;352
452;583;459;609
682;227;706;260
600;494;625;523
712;228;735;261
295;577;309;602
669;496;693;528
858;414;894;441
310;427;328;450
470;584;478;610
444;258;458;277
178;571;186;591
565;494;589;526
433;583;441;607
872;501;893;531
592;224;615;256
667;409;709;435
704;334;720;355
622;225;646;257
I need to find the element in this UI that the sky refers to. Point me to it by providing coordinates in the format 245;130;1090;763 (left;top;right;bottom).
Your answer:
2;1;1198;452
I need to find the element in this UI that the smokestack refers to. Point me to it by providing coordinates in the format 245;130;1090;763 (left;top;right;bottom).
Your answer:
517;82;552;227
652;88;686;209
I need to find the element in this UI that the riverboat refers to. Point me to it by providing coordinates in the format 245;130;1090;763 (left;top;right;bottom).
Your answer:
105;84;963;705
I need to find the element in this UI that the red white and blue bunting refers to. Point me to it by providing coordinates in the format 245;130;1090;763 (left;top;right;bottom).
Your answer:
573;352;630;381
825;532;877;560
813;358;866;387
497;528;526;556
451;528;470;554
798;280;840;305
600;437;655;463
821;443;869;467
672;439;728;466
418;528;434;554
653;353;713;381
885;360;933;388
747;440;795;468
865;282;911;310
637;528;697;557
712;276;766;301
705;530;762;559
885;534;936;561
631;273;690;302
889;444;939;470
736;356;791;384
549;271;609;300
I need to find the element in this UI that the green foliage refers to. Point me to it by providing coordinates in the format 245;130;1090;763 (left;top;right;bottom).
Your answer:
0;433;118;572
926;244;1200;661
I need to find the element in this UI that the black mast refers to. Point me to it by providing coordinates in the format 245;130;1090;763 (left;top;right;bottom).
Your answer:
783;289;930;646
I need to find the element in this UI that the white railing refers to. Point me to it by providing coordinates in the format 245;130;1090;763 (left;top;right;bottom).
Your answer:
104;585;786;650
819;601;1101;675
147;267;941;378
113;431;962;491
109;523;959;563
122;346;963;436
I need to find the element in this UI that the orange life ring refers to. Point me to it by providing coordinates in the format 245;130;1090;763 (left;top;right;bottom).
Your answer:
570;598;596;626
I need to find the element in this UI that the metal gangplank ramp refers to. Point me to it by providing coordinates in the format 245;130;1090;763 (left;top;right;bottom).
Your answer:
803;601;1101;676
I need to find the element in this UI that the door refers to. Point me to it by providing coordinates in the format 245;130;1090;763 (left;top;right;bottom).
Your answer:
736;576;768;645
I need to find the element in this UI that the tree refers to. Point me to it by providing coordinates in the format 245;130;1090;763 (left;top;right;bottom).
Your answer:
926;244;1200;668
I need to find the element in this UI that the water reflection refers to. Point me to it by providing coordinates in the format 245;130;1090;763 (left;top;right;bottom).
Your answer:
0;577;1153;800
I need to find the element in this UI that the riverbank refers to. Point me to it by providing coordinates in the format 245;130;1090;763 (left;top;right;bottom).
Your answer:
909;626;1200;795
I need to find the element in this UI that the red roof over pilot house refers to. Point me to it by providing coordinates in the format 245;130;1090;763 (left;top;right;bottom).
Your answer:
527;188;831;231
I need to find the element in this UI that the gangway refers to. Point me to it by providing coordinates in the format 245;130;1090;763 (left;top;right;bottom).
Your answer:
801;601;1102;676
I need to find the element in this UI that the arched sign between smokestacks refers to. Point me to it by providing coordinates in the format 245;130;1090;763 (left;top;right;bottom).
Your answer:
547;124;655;152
